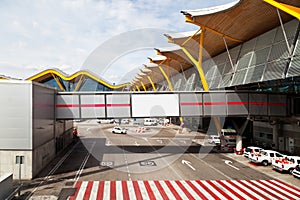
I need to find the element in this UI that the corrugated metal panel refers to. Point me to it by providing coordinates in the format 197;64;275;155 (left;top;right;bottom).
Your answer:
33;84;55;149
268;40;290;61
263;60;287;81
180;94;202;116
56;94;80;119
231;69;247;86
274;19;299;43
214;63;225;77
240;38;256;55
210;76;221;89
236;52;253;70
203;93;227;116
227;93;248;116
80;95;105;118
250;47;271;66
0;82;32;149
173;78;182;91
268;94;287;116
287;57;300;77
244;64;265;84
219;73;233;88
286;36;300;77
223;62;235;75
255;29;276;49
205;64;216;79
106;94;131;118
249;94;268;116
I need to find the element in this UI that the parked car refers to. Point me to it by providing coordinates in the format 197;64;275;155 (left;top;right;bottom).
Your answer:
111;126;127;134
243;146;263;158
272;156;300;173
249;150;285;166
121;119;130;124
208;135;221;144
292;164;300;178
97;119;115;124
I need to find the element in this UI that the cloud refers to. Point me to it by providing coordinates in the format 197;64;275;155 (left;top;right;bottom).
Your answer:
0;0;235;81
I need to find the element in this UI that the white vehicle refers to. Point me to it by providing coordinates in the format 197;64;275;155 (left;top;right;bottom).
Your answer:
220;129;237;147
292;165;300;178
121;119;130;124
143;118;158;126
272;156;300;173
249;150;285;166
243;146;263;158
111;126;127;134
208;135;221;144
97;119;115;124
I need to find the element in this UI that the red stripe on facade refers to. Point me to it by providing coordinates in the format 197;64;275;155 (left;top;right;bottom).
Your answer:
56;103;130;108
132;181;143;200
154;180;169;200
97;181;104;200
106;103;131;107
175;180;195;200
69;181;82;200
186;181;208;200
56;104;80;108
143;181;156;199
215;180;245;200
206;180;234;200
250;102;268;106
268;103;287;106
122;181;130;200
110;181;116;200
83;181;93;200
165;180;182;200
204;102;226;106
180;102;202;106
227;102;248;105
81;104;105;107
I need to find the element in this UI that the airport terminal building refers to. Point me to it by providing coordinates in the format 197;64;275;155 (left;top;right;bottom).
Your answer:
1;0;300;179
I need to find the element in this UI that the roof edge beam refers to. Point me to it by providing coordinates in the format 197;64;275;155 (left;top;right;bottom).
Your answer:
141;81;147;91
73;74;85;92
264;0;300;21
51;73;65;91
185;15;243;43
147;75;157;91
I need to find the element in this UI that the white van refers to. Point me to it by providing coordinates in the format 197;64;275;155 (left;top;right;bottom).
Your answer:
143;118;158;126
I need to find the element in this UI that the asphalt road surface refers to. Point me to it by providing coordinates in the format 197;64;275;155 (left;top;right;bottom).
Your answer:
17;122;300;199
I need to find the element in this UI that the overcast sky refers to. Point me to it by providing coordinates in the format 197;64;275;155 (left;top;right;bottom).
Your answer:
0;0;234;84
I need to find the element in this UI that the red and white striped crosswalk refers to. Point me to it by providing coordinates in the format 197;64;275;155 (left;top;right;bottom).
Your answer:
69;179;300;200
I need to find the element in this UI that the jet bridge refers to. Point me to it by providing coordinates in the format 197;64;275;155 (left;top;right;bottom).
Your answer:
56;91;288;119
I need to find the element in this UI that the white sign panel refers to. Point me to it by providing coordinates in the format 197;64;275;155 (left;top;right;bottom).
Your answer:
132;94;179;117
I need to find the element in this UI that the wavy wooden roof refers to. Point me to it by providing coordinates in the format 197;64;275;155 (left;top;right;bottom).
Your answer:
170;0;300;59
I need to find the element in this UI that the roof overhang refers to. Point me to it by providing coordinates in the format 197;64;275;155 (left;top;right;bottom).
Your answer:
180;0;299;58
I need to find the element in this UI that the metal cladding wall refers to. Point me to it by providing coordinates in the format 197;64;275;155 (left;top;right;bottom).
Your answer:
0;81;56;150
0;81;32;149
32;84;56;149
180;94;202;116
81;95;105;118
107;94;131;118
56;91;290;119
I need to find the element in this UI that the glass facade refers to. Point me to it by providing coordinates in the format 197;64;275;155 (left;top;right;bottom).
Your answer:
40;74;114;92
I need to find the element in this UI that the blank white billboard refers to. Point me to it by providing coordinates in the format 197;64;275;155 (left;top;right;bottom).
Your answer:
132;94;179;117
